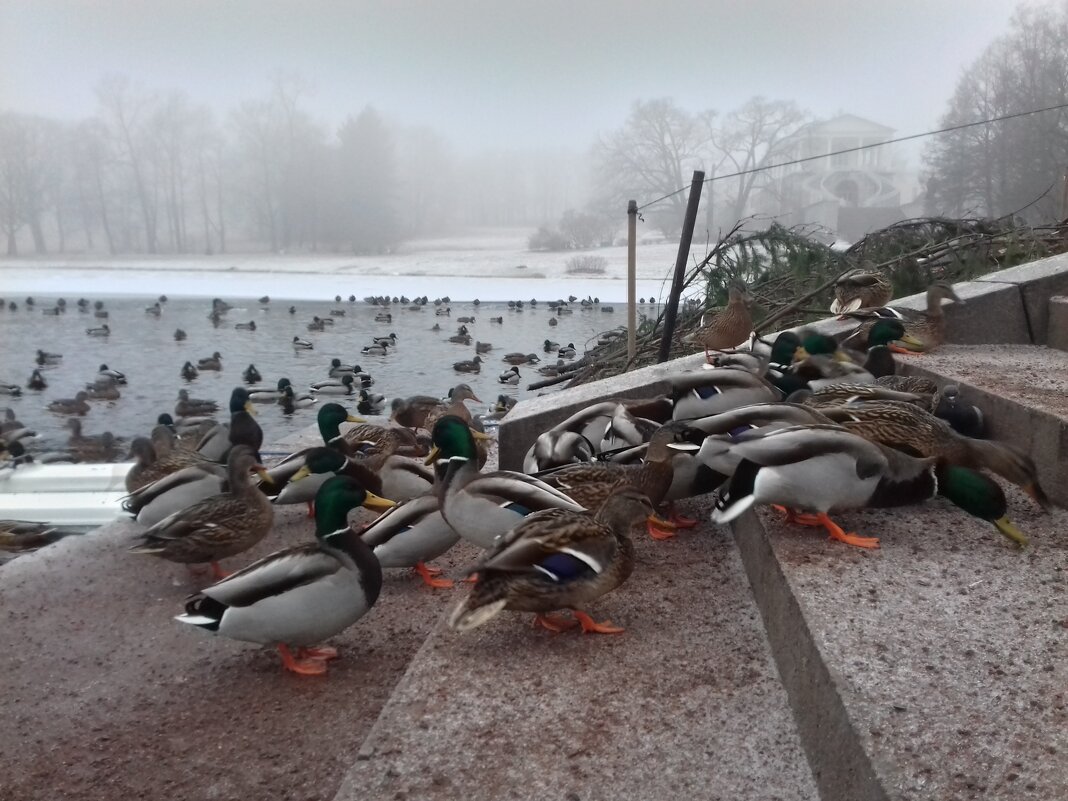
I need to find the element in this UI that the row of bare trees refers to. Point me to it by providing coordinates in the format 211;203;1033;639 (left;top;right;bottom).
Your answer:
0;75;589;257
923;2;1068;222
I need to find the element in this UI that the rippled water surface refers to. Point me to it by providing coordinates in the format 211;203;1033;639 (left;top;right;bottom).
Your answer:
0;294;653;456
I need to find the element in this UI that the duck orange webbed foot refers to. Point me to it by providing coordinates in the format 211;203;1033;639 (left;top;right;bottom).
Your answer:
297;646;339;661
664;504;698;529
277;644;328;676
818;513;879;549
572;611;625;635
533;613;579;633
209;561;231;580
646;515;677;541
413;562;454;589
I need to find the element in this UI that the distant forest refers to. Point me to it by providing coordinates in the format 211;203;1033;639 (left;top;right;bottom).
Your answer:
2;2;1066;257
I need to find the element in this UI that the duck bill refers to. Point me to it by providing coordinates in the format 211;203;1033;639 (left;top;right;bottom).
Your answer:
291;465;312;482
346;414;366;423
245;402;257;415
793;346;810;361
362;492;397;511
893;334;926;352
993;516;1028;547
471;429;494;441
424;446;442;465
255;466;274;485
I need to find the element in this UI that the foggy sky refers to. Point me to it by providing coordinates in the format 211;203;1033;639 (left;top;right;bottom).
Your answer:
1;0;1024;153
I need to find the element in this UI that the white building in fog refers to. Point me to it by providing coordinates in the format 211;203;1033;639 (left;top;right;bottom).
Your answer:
754;114;921;241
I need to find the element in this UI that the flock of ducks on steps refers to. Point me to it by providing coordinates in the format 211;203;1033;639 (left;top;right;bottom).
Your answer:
4;278;1044;681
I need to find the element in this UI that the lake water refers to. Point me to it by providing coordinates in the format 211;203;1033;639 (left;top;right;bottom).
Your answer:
0;293;661;457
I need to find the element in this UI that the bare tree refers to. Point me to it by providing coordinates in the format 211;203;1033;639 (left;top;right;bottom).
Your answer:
95;75;160;253
711;97;807;225
593;98;713;237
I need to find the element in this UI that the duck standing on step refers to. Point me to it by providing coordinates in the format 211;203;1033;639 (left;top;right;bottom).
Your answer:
176;476;393;675
448;485;652;634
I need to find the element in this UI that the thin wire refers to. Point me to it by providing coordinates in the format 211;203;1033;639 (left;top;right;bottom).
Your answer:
635;101;1068;212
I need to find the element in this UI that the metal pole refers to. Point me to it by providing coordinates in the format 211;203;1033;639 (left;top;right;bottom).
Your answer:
627;200;637;360
658;171;705;363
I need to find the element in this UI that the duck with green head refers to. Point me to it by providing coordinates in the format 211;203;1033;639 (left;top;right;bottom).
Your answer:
705;425;1028;548
428;415;585;549
259;403;365;505
176;475;395;676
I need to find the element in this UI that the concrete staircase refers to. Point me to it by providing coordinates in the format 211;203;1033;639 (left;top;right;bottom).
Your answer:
2;257;1067;801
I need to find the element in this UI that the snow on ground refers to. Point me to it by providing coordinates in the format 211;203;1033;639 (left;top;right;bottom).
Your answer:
0;231;711;302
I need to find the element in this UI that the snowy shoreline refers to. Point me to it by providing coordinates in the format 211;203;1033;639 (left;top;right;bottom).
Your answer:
0;235;706;302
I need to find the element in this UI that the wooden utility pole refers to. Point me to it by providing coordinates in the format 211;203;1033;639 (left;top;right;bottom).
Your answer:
658;171;705;363
627;200;637;360
1061;166;1068;221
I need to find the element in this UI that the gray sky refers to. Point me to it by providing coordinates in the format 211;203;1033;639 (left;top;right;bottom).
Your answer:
1;0;1025;152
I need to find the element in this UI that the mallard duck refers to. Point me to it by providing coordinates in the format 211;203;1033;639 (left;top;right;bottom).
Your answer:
86;324;110;337
123;460;229;527
280;385;317;413
373;333;397;347
840;281;962;352
790;383;926;409
374;312;392;323
257;403;365;499
175;475;392;676
817;400;1044;511
356;389;386;416
703;425;1028;548
198;352;223;370
293;336;314;349
932;385;985;437
544;339;560;353
174;329;187;341
227;387;263;458
428;416;585;549
248;377;292;402
175;389;219;417
670;367;780;421
358;491;458;588
335;421;423;458
269;446;383;509
499;366;521;384
180;361;199;381
685;282;752;360
523;431;595;474
36;349;62;365
97;364;127;384
125;437;167;492
85;377;121;400
453;355;482;373
537;422;704;539
423;383;484;433
66;419;120;462
830;270;893;315
26;368;47;391
129;445;274;577
48;391;90;415
1;381;23;397
328;358;356;377
361;343;389;356
448;485;651;634
475;341;492;353
145;302;162;316
558;343;577;359
310;374;356;395
243;364;262;384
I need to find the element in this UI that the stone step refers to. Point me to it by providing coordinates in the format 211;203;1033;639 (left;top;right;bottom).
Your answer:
1048;295;1068;351
333;509;820;801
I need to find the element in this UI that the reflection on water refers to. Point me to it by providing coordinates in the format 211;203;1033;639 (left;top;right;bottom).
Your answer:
0;295;657;456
